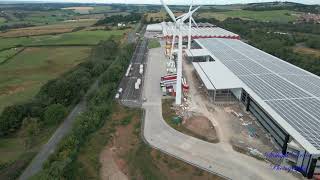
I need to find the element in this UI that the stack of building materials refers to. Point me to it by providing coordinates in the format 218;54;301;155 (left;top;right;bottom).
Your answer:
166;60;176;74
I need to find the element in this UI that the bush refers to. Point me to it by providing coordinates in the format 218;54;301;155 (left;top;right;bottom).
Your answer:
0;104;28;136
306;38;320;49
44;104;67;126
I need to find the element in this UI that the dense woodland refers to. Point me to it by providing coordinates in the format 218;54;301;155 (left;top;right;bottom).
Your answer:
95;13;142;26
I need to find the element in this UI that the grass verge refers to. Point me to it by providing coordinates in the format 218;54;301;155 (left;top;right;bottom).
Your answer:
148;39;161;49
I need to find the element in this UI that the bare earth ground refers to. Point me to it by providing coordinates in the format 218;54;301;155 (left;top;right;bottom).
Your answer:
183;115;218;143
182;58;293;166
100;147;128;180
99;106;138;180
99;104;223;180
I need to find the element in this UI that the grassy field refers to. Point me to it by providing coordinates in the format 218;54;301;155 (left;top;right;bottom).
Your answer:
0;17;6;25
199;10;299;23
2;10;75;27
0;46;91;112
90;6;113;14
293;47;320;58
0;125;57;180
0;19;98;38
146;12;166;21
148;39;161;49
0;29;126;50
62;7;94;14
0;48;22;64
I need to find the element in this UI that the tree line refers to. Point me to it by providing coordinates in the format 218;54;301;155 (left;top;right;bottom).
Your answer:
95;13;142;26
243;2;320;14
30;41;135;180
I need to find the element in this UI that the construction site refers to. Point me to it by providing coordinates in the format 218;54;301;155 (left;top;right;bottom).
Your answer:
141;1;320;179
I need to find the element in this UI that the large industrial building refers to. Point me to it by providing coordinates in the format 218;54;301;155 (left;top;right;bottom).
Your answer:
146;22;320;178
146;22;240;39
190;38;320;179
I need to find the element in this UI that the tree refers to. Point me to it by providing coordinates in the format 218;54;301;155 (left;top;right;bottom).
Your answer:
22;118;41;148
0;104;28;136
44;104;67;126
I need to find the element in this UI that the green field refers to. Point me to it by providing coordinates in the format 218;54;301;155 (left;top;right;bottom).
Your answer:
0;17;6;25
0;125;56;178
0;30;126;50
0;48;22;64
148;39;161;49
199;10;299;23
2;10;75;27
0;47;91;112
90;6;113;13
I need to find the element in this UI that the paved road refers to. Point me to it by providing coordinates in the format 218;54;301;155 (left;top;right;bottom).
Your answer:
119;38;148;108
142;46;298;180
19;81;99;180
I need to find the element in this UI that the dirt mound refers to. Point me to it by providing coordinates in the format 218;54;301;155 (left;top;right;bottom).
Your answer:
183;115;219;143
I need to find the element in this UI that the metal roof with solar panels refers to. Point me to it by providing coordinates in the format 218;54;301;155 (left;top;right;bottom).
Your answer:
161;22;240;39
195;38;320;155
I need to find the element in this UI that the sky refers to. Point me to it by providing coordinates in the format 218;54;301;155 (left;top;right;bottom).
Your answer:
4;0;320;5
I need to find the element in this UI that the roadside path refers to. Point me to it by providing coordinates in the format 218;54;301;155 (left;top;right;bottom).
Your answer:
19;81;98;180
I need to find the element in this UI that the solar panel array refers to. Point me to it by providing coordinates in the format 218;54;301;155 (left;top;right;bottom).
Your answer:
197;38;320;151
161;22;239;38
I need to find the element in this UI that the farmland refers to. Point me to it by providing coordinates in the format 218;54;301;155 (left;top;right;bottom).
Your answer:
0;29;126;50
199;10;299;23
0;2;138;179
0;17;5;25
0;47;91;112
0;48;22;64
1;10;75;27
89;6;113;14
62;6;94;14
0;19;98;38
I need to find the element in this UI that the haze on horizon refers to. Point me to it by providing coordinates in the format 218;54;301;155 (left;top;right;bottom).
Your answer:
2;0;320;5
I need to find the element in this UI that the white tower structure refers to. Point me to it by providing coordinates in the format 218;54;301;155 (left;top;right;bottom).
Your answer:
160;0;200;105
